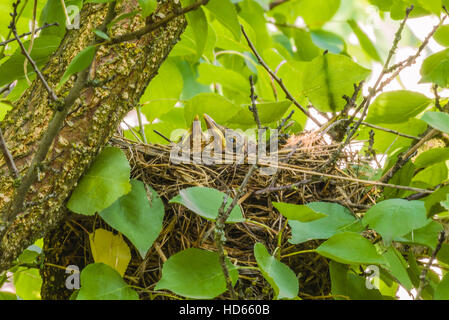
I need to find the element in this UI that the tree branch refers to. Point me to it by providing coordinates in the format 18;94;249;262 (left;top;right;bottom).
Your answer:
241;25;322;127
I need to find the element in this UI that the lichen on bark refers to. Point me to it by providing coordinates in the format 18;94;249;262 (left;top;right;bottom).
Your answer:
0;0;186;272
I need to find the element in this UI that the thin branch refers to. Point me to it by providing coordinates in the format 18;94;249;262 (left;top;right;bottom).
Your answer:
269;0;290;10
9;0;58;102
0;126;19;179
108;0;209;45
215;163;257;299
136;105;147;144
379;129;438;183
319;6;414;171
248;75;262;130
24;0;38;86
0;22;58;47
153;129;172;143
241;25;322;127
415;231;445;300
360;122;420;140
276;110;294;131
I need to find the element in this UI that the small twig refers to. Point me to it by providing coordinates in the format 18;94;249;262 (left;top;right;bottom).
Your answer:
248;75;262;130
108;0;209;45
379;129;438;184
269;0;290;10
0;23;58;47
433;84;443;111
255;178;313;195
136;105;147;143
153;129;172;143
276;110;294;131
9;0;58;102
360;122;420;140
415;231;446;300
241;25;322;127
24;0;38;86
319;6;414;171
215;163;257;299
0;126;19;179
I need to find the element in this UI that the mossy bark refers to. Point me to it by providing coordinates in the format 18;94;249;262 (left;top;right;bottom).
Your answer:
0;0;186;274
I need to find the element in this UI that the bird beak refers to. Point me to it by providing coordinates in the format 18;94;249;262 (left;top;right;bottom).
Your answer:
203;113;226;148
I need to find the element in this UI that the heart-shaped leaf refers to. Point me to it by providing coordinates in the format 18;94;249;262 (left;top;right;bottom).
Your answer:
316;232;386;265
99;180;164;258
155;248;239;299
89;228;131;276
76;263;138;300
254;243;299;299
67;147;131;215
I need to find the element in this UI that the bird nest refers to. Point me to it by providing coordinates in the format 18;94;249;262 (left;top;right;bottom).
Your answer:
43;131;375;300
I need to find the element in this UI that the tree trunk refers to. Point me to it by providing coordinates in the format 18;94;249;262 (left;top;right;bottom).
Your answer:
0;0;186;272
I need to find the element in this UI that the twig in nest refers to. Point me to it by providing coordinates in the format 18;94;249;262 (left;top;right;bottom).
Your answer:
415;231;445;300
215;161;258;299
241;25;322;127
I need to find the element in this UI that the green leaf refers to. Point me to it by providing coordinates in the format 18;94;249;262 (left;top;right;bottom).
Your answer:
291;29;321;61
347;19;381;62
414;148;449;168
39;0;83;38
365;91;432;124
420;48;449;87
362;199;429;244
59;46;97;87
76;263;139;300
93;29;110;41
0;102;12;121
412;162;448;188
14;267;42;300
67;147;131;215
382;246;413;291
316;232;386;265
155;248;239;299
197;63;250;98
434;25;449;47
227;101;292;128
310;30;345;54
254;243;299;299
89;228;131;276
0;292;17;300
296;0;341;29
206;0;241;40
182;0;208;57
441;194;449;211
169;187;244;223
435;272;449;300
99;180;164;258
300;53;371;112
138;0;157;18
184;93;240;126
0;35;61;87
272;202;327;222
394;220;444;250
289;202;363;244
329;261;383;300
421;111;449;134
140;59;183;122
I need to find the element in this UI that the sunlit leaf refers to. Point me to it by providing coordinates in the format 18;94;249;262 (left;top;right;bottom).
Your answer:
89;229;131;276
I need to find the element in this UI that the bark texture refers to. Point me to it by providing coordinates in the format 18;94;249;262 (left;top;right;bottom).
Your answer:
0;0;186;272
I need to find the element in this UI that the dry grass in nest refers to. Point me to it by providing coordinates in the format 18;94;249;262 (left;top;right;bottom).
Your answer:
98;131;375;300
